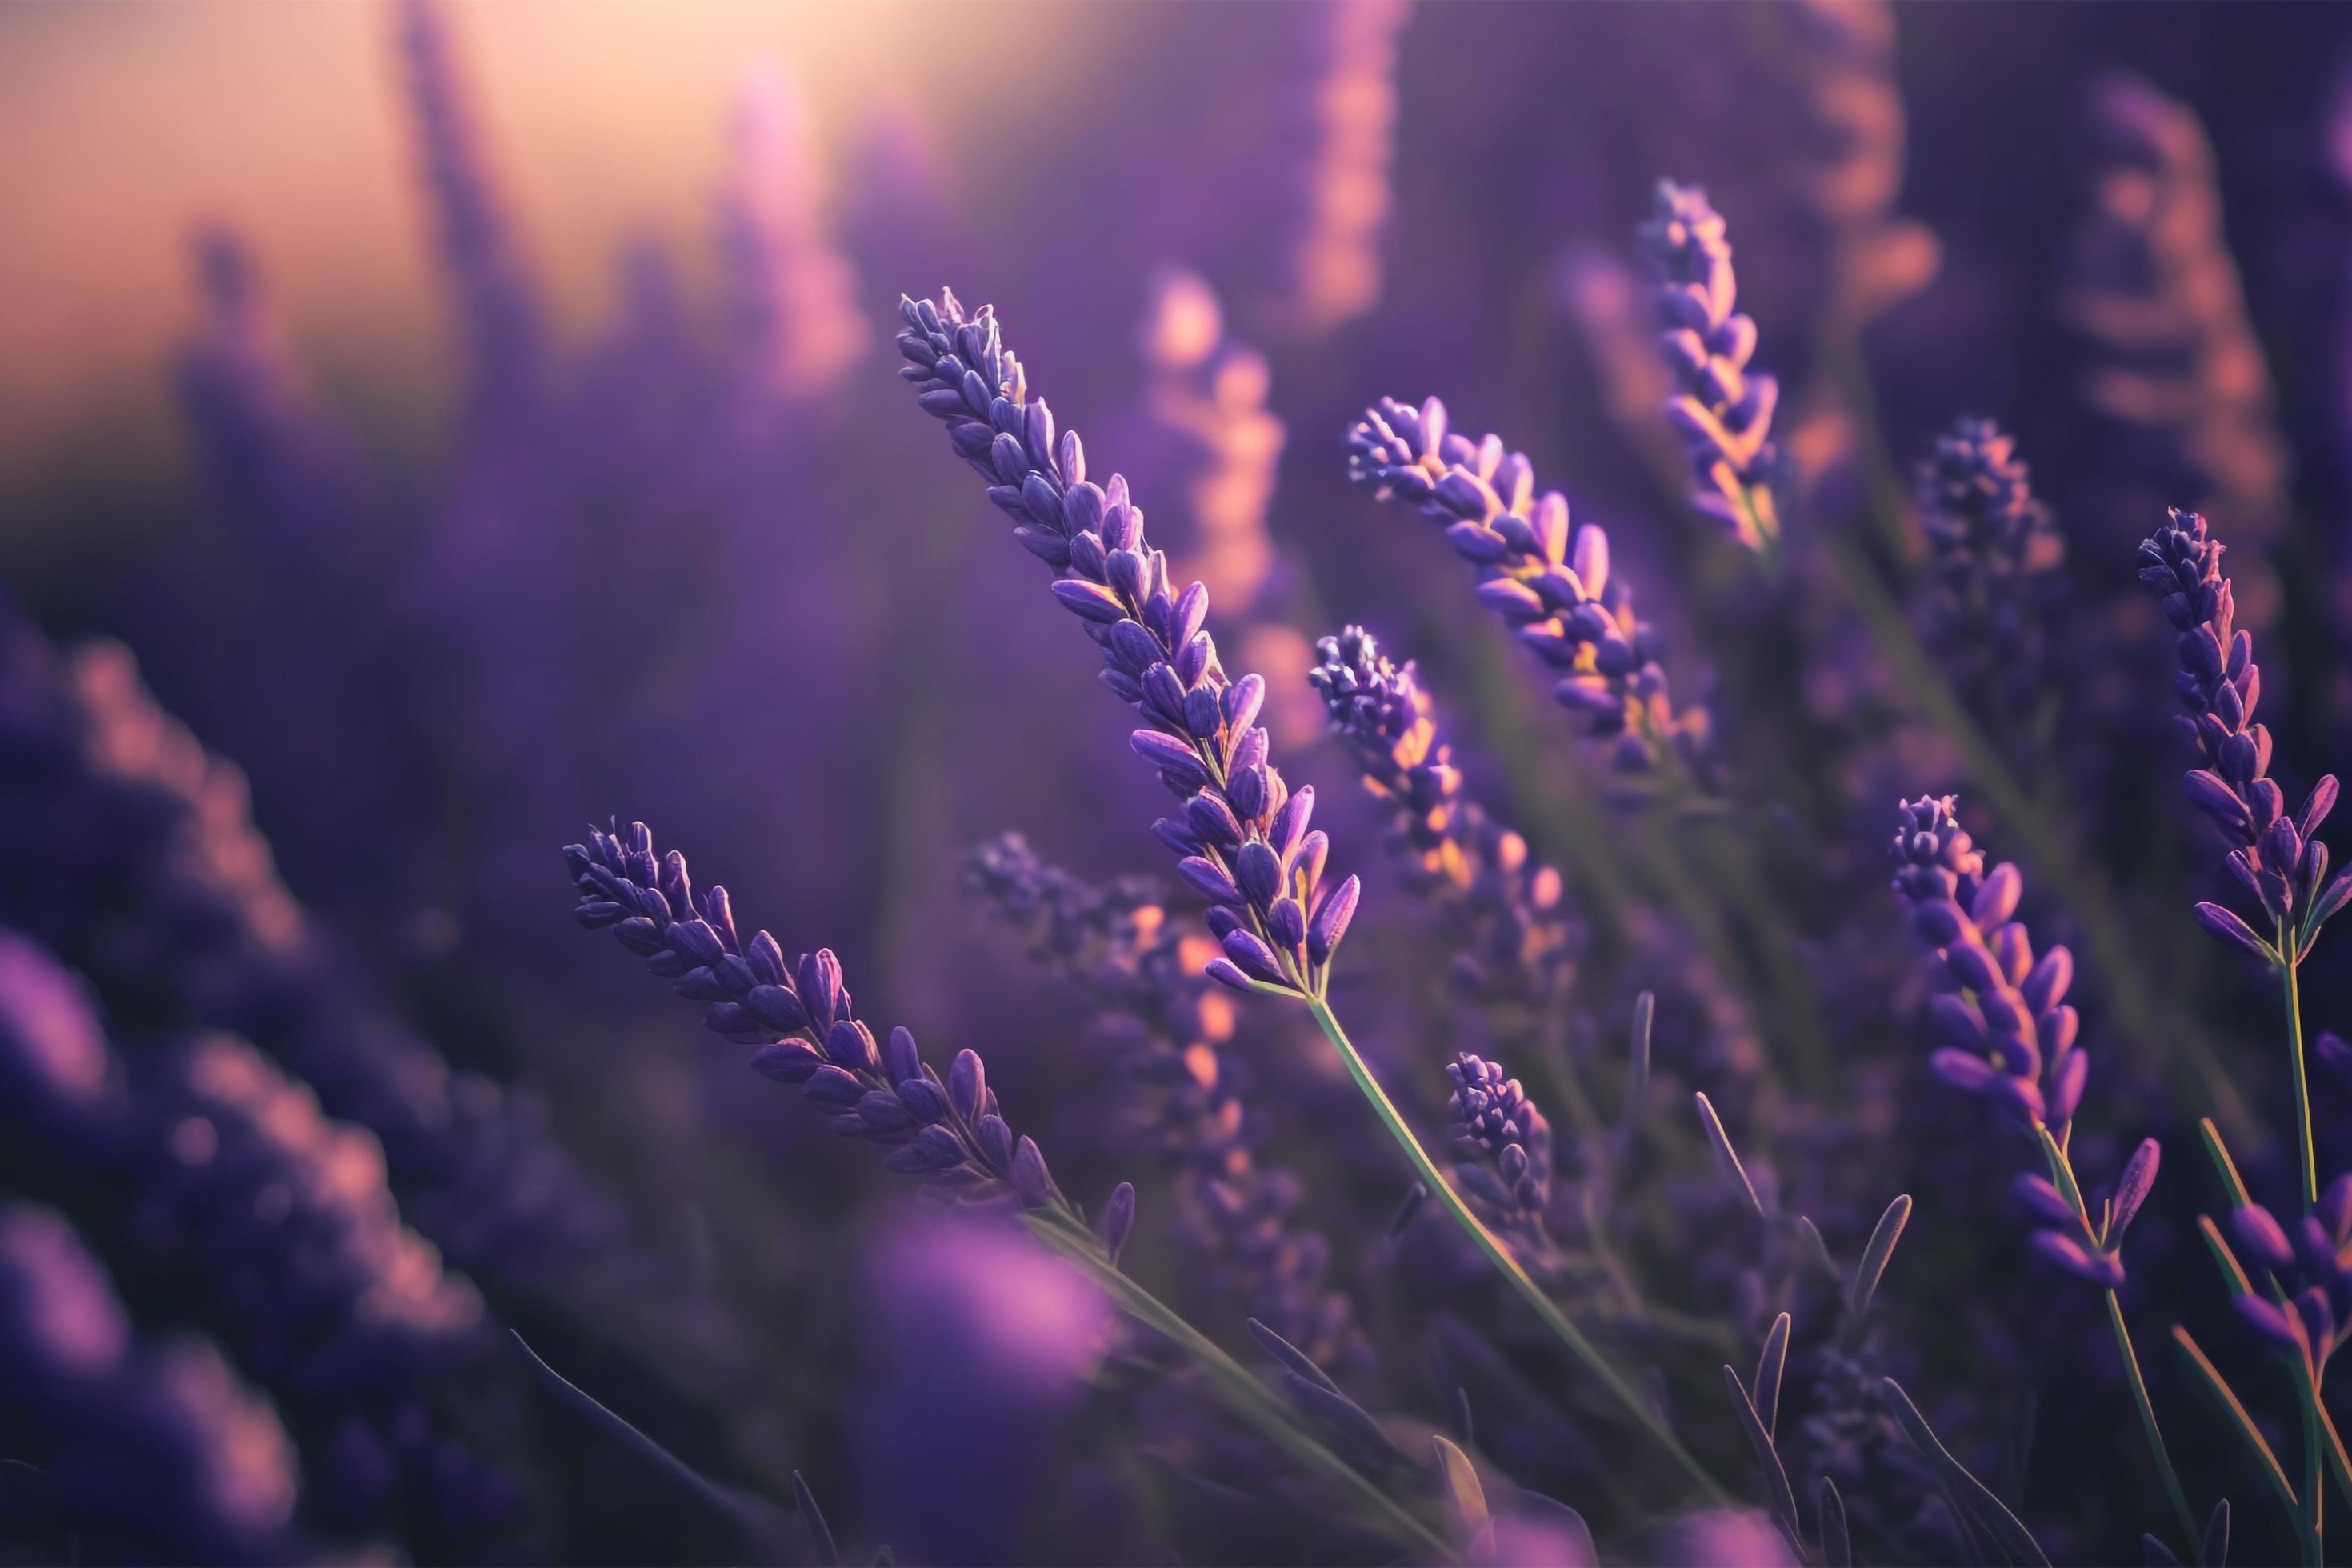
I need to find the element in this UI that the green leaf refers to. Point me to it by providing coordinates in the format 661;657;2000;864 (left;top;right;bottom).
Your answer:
1851;1194;1913;1322
1882;1375;2049;1566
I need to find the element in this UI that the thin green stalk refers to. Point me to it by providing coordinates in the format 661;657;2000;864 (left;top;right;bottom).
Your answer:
1018;1210;1458;1563
2174;1326;2317;1566
2106;1289;2201;1562
2302;1389;2324;1550
1302;993;1727;1504
2280;935;2318;1212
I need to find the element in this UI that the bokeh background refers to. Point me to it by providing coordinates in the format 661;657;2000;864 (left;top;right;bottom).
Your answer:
7;2;2352;1563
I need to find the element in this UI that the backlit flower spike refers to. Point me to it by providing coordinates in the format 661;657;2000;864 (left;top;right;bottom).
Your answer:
1310;624;1579;1008
569;820;1069;1210
2138;508;2347;964
963;834;1368;1376
1634;180;1782;553
896;290;1356;1000
1343;399;1710;777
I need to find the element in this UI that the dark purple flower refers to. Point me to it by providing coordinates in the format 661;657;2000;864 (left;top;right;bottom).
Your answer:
569;819;1070;1211
1446;1053;1554;1234
2137;507;2345;963
0;1202;299;1562
1343;399;1710;775
1888;796;2157;1290
1634;180;1782;553
1912;418;2064;738
895;290;1356;1001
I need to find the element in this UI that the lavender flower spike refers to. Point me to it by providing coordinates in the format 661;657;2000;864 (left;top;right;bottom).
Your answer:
1888;796;2086;1142
568;819;1066;1210
1310;624;1578;1007
1914;418;2064;735
896;290;1355;1000
2137;507;2347;966
1446;1053;1553;1235
1634;180;1782;552
1343;399;1709;774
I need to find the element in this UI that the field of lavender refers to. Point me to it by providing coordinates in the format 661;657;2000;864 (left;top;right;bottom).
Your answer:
6;2;2352;1563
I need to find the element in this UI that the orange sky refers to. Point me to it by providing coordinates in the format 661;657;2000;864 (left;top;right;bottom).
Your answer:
0;1;1069;479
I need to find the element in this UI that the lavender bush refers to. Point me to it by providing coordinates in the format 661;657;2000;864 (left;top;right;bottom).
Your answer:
8;3;2352;1562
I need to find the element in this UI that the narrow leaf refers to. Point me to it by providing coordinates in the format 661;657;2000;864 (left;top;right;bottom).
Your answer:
2139;1530;2180;1565
1754;1312;1791;1439
1723;1365;1802;1549
1852;1194;1914;1321
1818;1476;1851;1567
2170;1327;2298;1526
1431;1434;1490;1545
2198;1117;2254;1208
2197;1216;2255;1298
1695;1091;1768;1217
1797;1214;1839;1280
510;1332;790;1553
1247;1317;1340;1395
1623;991;1654;1124
2202;1498;2229;1568
1882;1375;2050;1566
793;1470;839;1568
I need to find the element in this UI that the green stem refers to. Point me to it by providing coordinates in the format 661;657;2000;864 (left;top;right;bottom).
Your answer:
2107;1289;2201;1562
1019;1210;1458;1563
1302;994;1726;1503
2280;937;2318;1212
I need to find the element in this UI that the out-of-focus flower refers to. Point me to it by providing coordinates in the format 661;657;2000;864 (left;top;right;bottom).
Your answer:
1635;182;1783;553
0;1203;299;1562
716;60;870;406
2065;74;2292;634
1913;418;2066;746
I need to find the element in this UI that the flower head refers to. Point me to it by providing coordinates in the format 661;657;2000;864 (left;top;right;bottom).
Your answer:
2138;508;2346;962
1634;180;1781;551
896;290;1357;1000
1344;397;1706;774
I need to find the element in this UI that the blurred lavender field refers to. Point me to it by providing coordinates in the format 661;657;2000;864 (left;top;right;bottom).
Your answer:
7;1;2352;1562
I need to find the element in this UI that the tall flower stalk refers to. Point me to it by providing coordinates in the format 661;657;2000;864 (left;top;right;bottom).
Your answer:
2138;509;2348;1210
1888;795;2198;1560
895;288;1722;1499
565;820;1452;1558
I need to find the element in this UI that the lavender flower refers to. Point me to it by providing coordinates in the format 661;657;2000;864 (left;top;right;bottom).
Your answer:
1913;418;2064;738
2221;1175;2352;1382
1446;1053;1554;1236
715;61;869;406
1886;797;2134;1286
1310;624;1579;1006
1888;797;2084;1137
0;615;785;1494
2137;508;2347;966
963;834;1366;1372
0;1203;300;1562
1343;398;1708;774
570;819;1070;1210
1634;181;1782;553
895;290;1358;1000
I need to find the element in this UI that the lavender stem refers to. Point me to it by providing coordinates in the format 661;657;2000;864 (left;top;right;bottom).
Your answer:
1300;992;1726;1502
1014;1208;1457;1562
2281;922;2318;1212
2105;1288;2201;1562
